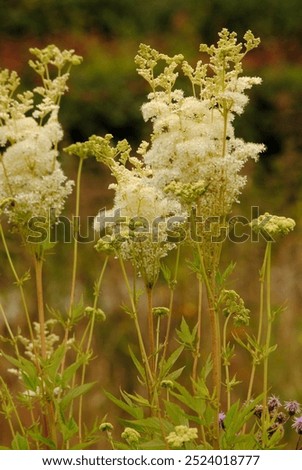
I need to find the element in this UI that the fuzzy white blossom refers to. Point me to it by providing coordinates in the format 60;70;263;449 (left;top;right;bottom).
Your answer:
69;30;265;285
250;213;296;238
0;45;81;233
142;91;265;218
94;161;184;287
137;30;265;223
17;319;60;360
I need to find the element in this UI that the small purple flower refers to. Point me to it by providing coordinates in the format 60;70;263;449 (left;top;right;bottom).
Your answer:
219;412;226;430
275;412;287;424
292;416;302;435
254;404;263;419
285;400;301;416
267;394;281;412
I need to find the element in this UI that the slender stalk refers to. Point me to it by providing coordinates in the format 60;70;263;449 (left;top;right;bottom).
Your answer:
208;301;221;446
263;242;272;408
192;277;203;385
34;253;58;445
259;241;272;443
246;244;269;405
69;156;84;311
79;257;108;351
154;316;161;374
0;224;35;345
162;245;181;363
146;286;155;373
34;255;46;360
77;256;108;442
222;313;232;411
119;257;154;401
60;156;84;377
0;302;21;359
196;243;221;447
0;377;25;437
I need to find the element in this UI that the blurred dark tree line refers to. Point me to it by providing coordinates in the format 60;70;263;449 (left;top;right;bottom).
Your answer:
1;0;302;41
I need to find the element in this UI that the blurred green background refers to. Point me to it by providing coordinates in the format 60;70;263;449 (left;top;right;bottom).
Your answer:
0;0;302;448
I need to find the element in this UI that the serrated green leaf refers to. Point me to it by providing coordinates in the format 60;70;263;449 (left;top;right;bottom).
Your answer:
171;382;202;414
216;262;236;288
122;416;172;434
160;345;184;379
164;400;188;425
266;426;284;449
164;366;185;382
222;396;263;448
122;391;150;407
70;299;85;324
60;382;96;411
61;417;79;442
44;344;66;380
176;317;196;349
11;433;29;450
104;390;143;419
28;429;56;449
2;352;38;391
62;354;88;385
128;346;146;381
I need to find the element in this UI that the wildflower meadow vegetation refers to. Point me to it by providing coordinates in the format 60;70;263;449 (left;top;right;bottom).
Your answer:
0;30;300;450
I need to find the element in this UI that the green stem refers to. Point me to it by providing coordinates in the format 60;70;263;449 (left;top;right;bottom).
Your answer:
196;243;220;447
0;224;35;345
78;256;108;442
246;244;268;405
192;277;203;385
60;156;84;377
0;302;21;359
260;242;272;443
119;257;154;402
222;314;232;411
154;316;161;374
34;255;46;360
34;253;58;446
69;156;84;311
0;376;25;437
146;286;155;373
162;245;181;363
263;242;272;407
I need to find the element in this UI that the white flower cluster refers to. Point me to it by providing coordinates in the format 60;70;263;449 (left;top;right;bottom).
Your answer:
0;46;81;232
166;425;198;448
67;30;265;285
139;30;265;218
121;427;141;444
250;212;296;238
17;319;60;360
90;135;183;287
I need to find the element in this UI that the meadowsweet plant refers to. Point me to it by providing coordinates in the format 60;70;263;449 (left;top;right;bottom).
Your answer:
0;30;299;450
0;46;106;449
